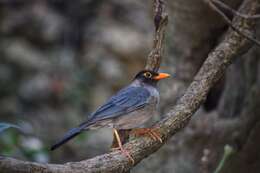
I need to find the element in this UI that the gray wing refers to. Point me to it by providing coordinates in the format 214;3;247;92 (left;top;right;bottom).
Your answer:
88;86;151;122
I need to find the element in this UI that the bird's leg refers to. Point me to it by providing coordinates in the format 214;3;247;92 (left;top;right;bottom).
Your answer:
131;128;163;143
113;128;134;164
111;129;131;148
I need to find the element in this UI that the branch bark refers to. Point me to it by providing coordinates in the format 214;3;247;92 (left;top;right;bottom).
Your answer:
0;0;258;172
145;0;168;72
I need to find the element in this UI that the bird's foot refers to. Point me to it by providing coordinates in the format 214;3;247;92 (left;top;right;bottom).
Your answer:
111;146;134;164
112;128;134;164
131;128;163;143
120;147;135;165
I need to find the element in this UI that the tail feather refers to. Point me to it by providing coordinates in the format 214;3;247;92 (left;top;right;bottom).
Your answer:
51;127;82;150
51;121;93;150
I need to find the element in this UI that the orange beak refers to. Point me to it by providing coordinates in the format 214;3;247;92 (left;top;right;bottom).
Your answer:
153;73;171;80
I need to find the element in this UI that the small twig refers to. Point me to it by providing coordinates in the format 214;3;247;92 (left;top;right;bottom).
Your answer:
214;145;235;173
154;0;163;31
145;0;168;72
206;0;260;47
211;0;260;19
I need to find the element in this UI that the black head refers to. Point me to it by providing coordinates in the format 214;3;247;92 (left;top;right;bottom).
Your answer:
134;70;170;86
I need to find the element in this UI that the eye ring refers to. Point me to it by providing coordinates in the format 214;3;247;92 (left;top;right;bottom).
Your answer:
144;72;152;78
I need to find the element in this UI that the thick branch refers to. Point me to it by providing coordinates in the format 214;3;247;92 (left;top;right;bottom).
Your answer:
0;0;258;172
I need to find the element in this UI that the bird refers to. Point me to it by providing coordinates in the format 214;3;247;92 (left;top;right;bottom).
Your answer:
51;70;170;163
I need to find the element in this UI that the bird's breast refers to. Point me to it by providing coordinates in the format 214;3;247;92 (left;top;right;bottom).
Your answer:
112;92;159;129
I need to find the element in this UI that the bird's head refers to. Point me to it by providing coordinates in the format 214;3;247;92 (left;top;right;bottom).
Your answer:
134;70;170;86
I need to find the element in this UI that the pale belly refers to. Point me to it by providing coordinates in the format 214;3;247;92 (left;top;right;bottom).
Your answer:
112;104;157;129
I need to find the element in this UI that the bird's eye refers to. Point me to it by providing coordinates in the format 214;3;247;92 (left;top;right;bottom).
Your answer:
144;72;152;78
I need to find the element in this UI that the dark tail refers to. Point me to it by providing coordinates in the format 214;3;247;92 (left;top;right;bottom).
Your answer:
51;122;92;150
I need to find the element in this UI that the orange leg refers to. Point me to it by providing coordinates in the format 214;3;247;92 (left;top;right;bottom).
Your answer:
113;128;134;164
131;128;163;143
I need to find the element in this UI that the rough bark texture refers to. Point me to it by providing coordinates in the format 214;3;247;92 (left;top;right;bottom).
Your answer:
0;0;259;172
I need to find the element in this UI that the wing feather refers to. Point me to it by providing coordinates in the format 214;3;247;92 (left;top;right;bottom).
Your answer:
88;86;150;122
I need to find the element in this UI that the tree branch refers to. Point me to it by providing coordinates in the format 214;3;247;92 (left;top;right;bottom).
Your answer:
0;0;258;172
205;0;260;47
145;0;168;72
211;0;260;19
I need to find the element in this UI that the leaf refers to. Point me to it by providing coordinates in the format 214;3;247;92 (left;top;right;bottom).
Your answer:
0;122;21;134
